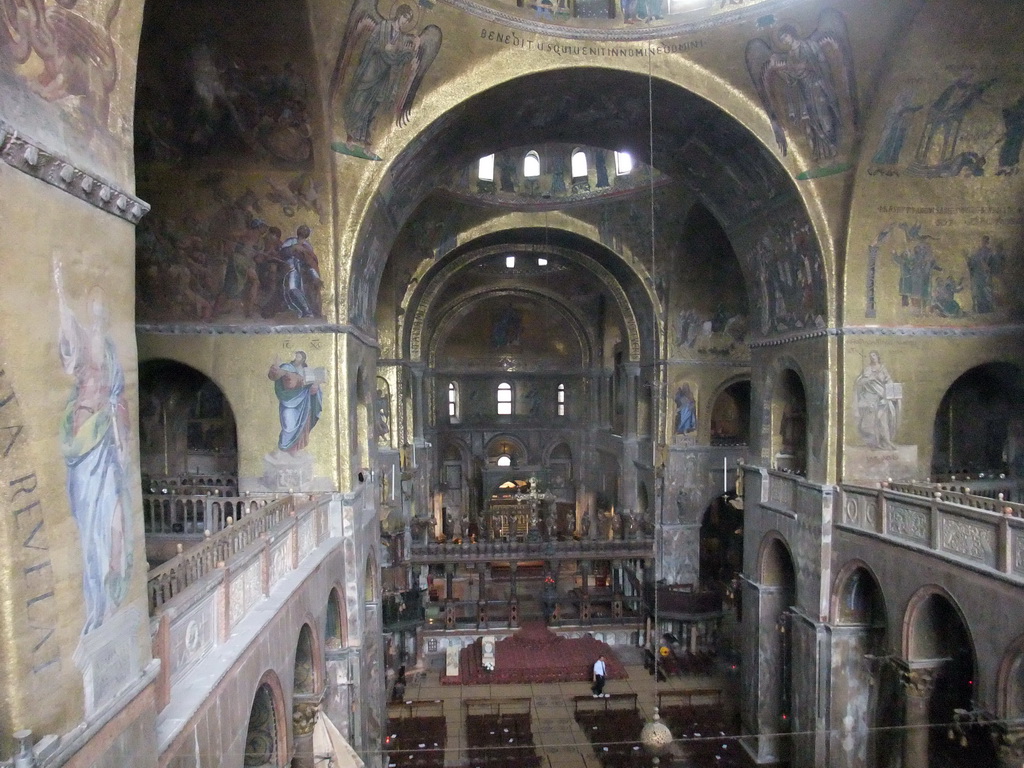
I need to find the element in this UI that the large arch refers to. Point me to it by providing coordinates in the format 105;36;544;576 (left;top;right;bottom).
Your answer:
351;68;829;336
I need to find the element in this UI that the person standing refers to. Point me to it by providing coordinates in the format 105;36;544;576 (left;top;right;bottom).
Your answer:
592;655;608;698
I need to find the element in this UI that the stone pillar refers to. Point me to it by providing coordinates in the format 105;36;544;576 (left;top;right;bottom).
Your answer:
898;663;940;768
624;363;639;438
410;366;425;444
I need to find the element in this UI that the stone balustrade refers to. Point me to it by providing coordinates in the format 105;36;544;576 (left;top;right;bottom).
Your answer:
839;482;1024;580
147;493;332;689
143;493;283;535
408;536;655;564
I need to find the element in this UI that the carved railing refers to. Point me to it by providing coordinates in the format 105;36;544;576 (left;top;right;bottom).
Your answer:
147;492;333;691
408;537;655;564
839;483;1024;580
143;493;284;535
143;473;239;494
147;494;299;612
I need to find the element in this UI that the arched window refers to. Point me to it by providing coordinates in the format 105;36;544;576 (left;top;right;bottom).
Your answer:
478;154;495;181
496;454;512;467
497;382;513;415
571;148;588;179
448;381;460;423
614;150;633;175
523;151;541;178
557;383;566;416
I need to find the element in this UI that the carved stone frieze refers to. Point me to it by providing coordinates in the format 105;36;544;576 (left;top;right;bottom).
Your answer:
1013;532;1024;575
843;495;876;530
0;121;149;224
887;503;929;543
940;517;995;564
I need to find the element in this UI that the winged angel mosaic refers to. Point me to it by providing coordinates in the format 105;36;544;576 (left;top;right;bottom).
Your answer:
330;0;442;161
0;0;121;132
745;9;860;165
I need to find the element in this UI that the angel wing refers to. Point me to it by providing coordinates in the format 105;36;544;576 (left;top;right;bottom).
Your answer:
328;0;383;101
809;8;860;130
745;37;790;156
394;25;442;128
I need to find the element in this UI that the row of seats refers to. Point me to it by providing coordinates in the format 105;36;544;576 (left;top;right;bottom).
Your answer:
574;709;646;768
385;715;447;768
466;713;541;768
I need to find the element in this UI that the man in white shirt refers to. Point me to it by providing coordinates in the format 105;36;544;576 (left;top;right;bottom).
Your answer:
592;655;608;697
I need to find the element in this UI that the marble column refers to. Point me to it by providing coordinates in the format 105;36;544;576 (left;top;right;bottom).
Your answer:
898;663;940;768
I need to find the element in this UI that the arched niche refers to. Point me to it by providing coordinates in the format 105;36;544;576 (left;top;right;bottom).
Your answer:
830;563;890;768
484;434;528;468
326;587;347;650
931;362;1024;478
244;676;287;768
710;379;751;447
903;588;986;766
772;368;807;476
139;359;238;482
293;623;318;696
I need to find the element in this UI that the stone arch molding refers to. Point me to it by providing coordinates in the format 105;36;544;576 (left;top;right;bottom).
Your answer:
404;243;643;362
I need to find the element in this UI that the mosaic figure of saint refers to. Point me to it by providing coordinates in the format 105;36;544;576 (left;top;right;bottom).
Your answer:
56;267;134;634
854;351;900;450
269;351;324;455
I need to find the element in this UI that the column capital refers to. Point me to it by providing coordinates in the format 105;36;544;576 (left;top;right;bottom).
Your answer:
292;698;321;736
895;660;942;698
992;724;1024;765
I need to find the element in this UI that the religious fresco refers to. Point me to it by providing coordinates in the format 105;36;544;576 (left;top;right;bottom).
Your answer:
263;349;327;491
865;222;1022;322
329;0;443;161
672;382;696;436
745;7;860;174
136;175;326;325
844;346;916;481
674;307;748;357
133;0;324;170
54;261;134;636
852;350;901;451
866;71;1024;179
135;48;314;167
436;294;586;366
739;217;826;336
0;0;137;178
0;0;120;130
